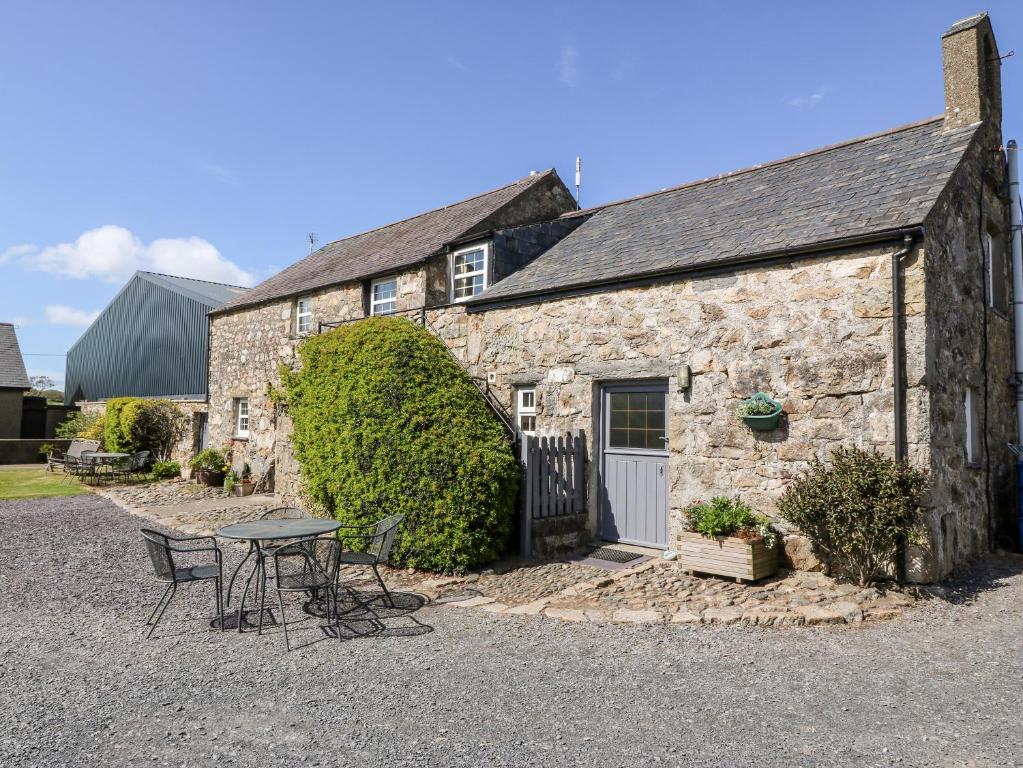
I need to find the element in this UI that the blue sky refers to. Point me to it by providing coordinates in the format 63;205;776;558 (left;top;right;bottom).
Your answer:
2;1;1021;388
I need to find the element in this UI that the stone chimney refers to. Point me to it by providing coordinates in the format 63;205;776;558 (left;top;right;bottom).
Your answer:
942;12;1002;130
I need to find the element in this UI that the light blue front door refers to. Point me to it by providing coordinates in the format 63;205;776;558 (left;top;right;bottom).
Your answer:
600;382;669;548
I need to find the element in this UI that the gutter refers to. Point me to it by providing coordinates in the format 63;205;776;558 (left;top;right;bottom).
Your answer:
468;225;927;312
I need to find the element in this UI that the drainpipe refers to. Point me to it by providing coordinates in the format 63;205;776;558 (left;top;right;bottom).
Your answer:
891;231;918;584
1008;140;1023;549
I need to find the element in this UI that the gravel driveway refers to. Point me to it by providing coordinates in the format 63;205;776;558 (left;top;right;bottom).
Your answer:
2;495;1021;768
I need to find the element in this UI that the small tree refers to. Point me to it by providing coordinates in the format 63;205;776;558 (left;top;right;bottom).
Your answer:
105;398;189;460
777;446;928;586
54;411;105;442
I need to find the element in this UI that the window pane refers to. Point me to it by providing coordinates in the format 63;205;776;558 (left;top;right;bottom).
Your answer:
373;280;397;301
520;390;534;409
454;249;484;275
609;428;628;447
607;389;666;449
519;415;536;433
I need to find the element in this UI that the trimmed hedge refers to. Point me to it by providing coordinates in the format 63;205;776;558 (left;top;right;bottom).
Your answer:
282;317;519;572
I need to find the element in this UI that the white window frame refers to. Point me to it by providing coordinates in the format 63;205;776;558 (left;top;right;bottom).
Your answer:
235;397;250;439
450;242;489;303
516;387;536;436
965;387;980;465
986;230;1008;315
295;296;313;334
370;276;398;316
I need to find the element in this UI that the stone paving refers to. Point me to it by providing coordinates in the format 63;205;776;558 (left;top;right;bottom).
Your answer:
104;480;919;628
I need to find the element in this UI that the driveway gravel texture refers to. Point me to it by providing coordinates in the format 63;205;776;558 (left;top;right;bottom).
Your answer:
1;496;1021;768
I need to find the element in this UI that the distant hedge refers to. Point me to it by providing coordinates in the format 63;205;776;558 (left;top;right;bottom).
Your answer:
282;317;519;572
104;397;188;461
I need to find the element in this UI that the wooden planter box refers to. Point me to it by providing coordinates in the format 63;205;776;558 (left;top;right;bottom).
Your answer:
195;470;224;487
231;481;255;497
677;531;778;583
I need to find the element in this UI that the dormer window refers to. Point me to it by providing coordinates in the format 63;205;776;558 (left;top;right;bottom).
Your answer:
295;296;312;334
451;243;489;302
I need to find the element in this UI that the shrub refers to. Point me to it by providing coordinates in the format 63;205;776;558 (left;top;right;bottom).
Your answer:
189;448;227;472
105;398;189;460
54;411;105;442
684;496;778;549
282;316;519;572
736;398;778;417
151;460;181;480
777;446;928;586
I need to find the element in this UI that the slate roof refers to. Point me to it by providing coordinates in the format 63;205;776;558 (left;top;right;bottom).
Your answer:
137;271;247;306
474;117;980;304
0;323;30;390
215;170;564;314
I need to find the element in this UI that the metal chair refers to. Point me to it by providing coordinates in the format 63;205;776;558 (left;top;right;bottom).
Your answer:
225;507;311;607
132;450;151;480
64;454;96;484
140;529;225;638
335;513;404;607
268;536;340;650
110;454;135;484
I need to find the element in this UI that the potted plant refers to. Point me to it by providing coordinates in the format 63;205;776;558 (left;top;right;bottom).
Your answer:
224;465;255;496
736;392;784;431
677;496;780;582
189;448;227;487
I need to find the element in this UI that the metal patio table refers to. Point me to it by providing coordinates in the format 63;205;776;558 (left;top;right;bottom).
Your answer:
82;452;131;482
218;518;341;632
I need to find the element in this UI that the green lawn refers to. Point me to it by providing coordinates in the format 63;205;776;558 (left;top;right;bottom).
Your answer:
0;467;89;500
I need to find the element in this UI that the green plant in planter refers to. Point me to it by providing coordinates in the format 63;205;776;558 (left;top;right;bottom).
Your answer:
684;496;779;550
223;470;240;493
736;392;783;430
151;460;181;480
189;448;226;472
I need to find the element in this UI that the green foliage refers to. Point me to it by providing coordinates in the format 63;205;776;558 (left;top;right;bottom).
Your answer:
736;395;780;417
105;398;189;460
224;470;240;492
54;411;105;442
151;460;181;480
282;316;519;572
104;398;135;452
684;496;779;549
189;448;227;472
777;446;928;586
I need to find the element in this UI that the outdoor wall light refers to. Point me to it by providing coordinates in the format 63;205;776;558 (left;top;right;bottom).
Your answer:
678;363;692;392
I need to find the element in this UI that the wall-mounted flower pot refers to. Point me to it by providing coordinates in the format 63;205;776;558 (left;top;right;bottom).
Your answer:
738;393;784;431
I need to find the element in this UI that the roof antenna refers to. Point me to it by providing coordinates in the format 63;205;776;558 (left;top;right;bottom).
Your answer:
574;156;582;206
307;232;318;254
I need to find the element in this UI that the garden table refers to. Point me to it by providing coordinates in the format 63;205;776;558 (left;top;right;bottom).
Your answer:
81;452;131;482
218;518;341;632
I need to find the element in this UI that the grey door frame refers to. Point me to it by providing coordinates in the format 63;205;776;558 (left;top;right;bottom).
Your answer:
598;380;670;548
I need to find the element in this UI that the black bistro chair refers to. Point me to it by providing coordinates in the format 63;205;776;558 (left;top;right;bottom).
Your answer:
140;529;225;638
268;537;341;651
335;513;404;607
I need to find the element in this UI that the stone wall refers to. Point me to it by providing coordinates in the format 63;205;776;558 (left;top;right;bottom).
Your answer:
427;243;930;560
919;122;1016;579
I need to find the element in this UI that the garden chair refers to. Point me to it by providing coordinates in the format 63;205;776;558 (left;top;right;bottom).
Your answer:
225;507;311;606
335;513;404;607
267;536;340;650
64;454;97;484
130;450;150;481
139;529;225;639
48;439;100;472
110;454;135;484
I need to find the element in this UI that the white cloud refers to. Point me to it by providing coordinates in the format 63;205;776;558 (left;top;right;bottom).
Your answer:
557;42;580;87
46;305;101;327
18;225;254;286
1;243;35;265
789;85;833;108
10;315;32;328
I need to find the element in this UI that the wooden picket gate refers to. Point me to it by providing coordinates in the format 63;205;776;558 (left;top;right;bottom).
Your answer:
519;429;586;555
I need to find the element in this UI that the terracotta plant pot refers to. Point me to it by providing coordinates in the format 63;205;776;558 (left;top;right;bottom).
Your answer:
196;470;225;487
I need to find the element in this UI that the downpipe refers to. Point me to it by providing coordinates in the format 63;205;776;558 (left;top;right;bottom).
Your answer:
1007;140;1023;550
891;231;918;583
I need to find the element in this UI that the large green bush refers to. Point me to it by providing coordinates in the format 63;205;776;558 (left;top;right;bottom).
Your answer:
282;317;519;572
777;446;928;586
104;398;189;460
54;411;105;442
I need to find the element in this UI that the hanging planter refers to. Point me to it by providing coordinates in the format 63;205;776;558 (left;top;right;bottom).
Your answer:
736;392;784;431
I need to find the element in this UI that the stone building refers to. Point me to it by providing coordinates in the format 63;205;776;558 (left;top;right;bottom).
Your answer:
0;322;31;439
207;13;1016;581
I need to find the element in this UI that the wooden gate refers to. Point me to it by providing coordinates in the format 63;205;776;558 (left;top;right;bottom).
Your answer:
519;429;586;555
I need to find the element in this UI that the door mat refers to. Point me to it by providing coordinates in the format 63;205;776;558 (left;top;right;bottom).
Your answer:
587;546;645;564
